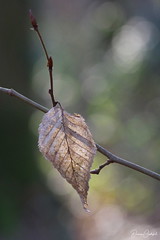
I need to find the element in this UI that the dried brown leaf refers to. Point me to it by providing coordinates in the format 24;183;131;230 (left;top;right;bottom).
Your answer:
38;103;97;211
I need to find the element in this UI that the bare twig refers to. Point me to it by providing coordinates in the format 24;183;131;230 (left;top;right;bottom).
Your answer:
0;86;160;181
95;144;160;181
0;87;48;113
29;10;57;107
90;160;114;174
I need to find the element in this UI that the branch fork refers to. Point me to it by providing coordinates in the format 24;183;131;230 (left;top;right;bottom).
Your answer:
0;86;160;181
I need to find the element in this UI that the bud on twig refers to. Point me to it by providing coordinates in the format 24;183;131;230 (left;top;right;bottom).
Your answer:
48;57;53;70
29;10;38;31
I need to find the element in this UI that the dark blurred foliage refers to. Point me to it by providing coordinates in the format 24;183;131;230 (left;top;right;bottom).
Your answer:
0;0;160;239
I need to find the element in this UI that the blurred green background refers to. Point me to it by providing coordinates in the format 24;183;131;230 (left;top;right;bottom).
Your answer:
0;0;160;239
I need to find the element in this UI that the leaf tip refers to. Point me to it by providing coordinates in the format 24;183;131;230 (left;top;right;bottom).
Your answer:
83;204;91;213
81;197;91;212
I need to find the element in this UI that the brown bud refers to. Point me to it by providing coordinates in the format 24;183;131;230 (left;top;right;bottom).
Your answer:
29;10;38;31
48;57;53;70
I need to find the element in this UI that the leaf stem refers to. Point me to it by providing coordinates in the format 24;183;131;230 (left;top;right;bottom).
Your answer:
0;86;160;181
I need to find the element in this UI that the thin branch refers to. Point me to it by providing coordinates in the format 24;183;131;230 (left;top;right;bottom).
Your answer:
90;160;114;174
0;87;48;113
36;28;50;61
95;144;160;181
0;87;160;181
29;10;56;107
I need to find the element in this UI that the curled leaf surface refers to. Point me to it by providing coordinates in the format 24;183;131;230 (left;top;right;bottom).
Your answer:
38;103;96;210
